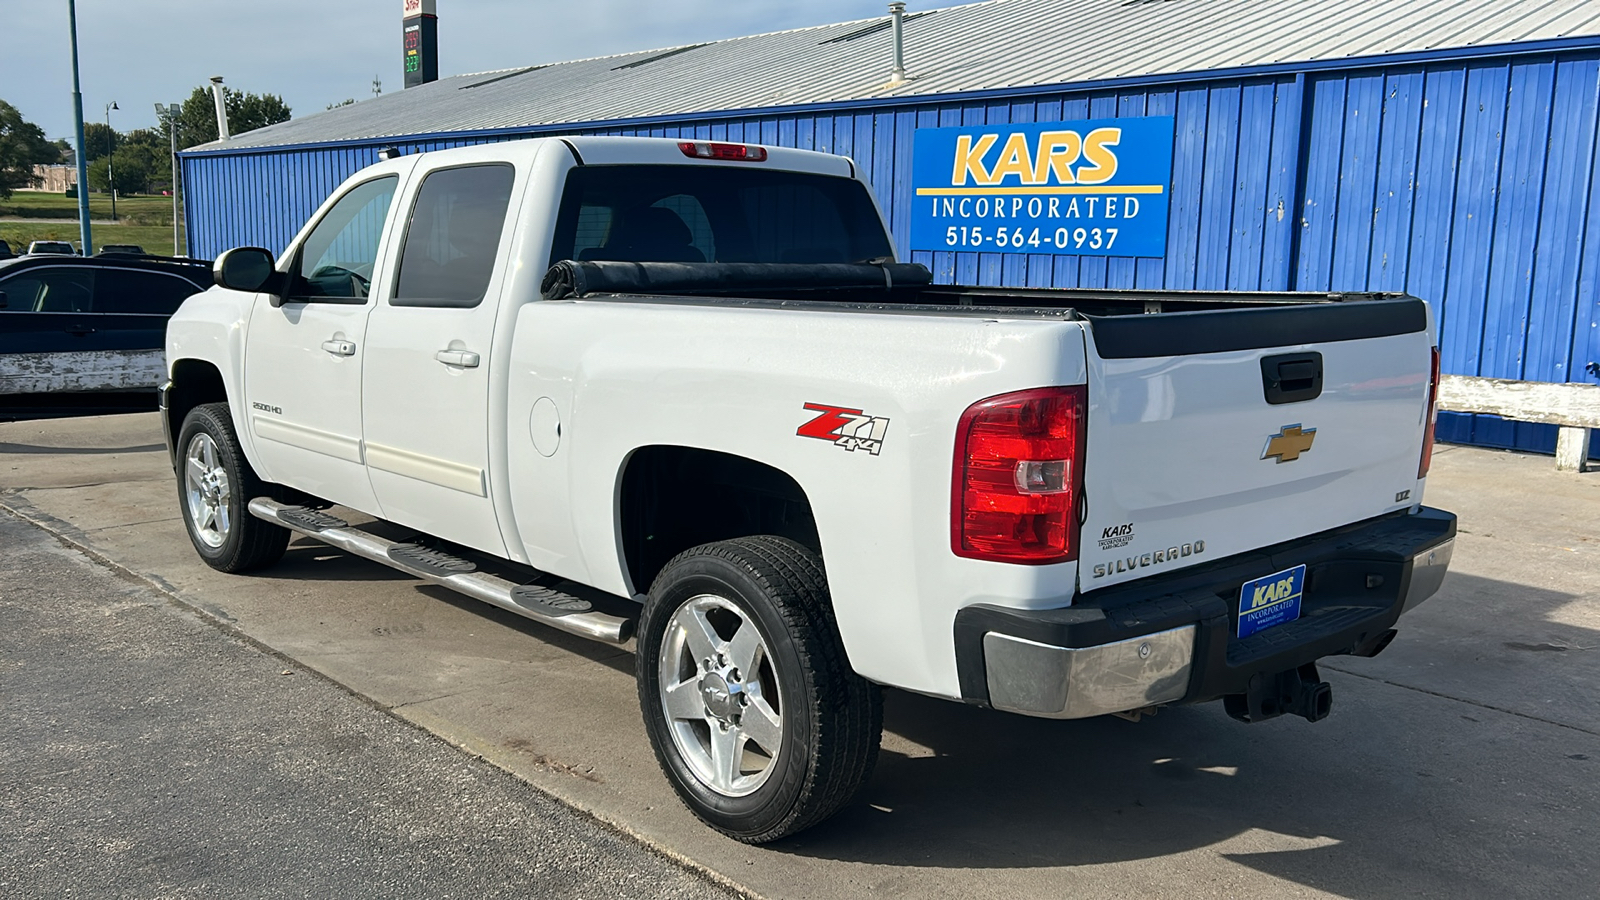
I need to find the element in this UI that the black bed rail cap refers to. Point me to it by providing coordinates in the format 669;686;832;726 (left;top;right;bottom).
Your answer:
1086;296;1427;359
541;259;933;301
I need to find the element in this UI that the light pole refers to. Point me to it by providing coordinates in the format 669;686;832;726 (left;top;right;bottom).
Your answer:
154;103;180;256
67;0;91;254
104;100;119;222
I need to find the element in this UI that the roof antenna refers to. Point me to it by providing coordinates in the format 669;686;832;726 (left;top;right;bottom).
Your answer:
887;2;909;86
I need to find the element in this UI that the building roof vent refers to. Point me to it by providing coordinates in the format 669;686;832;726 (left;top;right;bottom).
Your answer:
887;3;910;87
460;65;550;90
612;44;709;71
821;7;931;45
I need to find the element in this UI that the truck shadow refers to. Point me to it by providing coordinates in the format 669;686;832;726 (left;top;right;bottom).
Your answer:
251;538;416;582
411;582;639;676
776;571;1598;898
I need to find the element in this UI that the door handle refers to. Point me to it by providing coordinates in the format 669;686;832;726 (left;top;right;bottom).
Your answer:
65;324;96;336
321;339;356;356
1260;351;1323;404
434;349;480;368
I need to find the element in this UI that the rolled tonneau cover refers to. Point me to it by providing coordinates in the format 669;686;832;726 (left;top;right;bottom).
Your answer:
540;259;933;300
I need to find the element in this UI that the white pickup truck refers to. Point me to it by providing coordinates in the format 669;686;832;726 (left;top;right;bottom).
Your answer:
161;136;1456;842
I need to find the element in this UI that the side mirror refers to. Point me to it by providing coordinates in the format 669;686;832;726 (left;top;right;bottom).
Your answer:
214;247;280;299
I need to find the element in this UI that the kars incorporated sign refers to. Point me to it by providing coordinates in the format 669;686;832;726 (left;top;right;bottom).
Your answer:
910;117;1174;258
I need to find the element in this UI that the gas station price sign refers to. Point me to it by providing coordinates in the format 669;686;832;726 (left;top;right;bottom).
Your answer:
404;25;421;73
401;0;437;87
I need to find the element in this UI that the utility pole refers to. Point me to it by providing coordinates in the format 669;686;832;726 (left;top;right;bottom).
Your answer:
154;103;180;256
105;100;119;222
67;0;91;254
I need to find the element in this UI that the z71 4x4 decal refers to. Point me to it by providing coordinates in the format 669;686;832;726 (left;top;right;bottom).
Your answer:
797;403;890;456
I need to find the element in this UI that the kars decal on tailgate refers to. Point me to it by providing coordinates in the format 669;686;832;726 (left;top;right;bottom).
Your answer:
797;403;890;456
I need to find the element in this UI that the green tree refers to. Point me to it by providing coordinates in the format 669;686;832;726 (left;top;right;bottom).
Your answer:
118;128;174;193
82;121;115;162
0;100;57;199
166;86;292;150
87;145;153;195
120;128;166;151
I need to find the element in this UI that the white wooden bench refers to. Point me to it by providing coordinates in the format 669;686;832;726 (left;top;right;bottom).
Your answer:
1437;375;1600;473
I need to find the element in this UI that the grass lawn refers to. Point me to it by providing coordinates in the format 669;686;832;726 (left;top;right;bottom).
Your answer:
0;191;178;225
0;222;187;259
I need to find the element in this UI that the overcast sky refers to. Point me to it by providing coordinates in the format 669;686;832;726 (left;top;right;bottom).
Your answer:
5;0;898;140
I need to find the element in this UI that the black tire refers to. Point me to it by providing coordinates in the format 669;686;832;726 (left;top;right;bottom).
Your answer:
175;402;288;573
636;535;882;843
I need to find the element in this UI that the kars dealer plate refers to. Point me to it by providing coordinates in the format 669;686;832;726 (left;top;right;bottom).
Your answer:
1237;564;1307;639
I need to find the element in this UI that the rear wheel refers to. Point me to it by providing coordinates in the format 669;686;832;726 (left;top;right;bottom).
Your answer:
176;402;288;573
636;536;882;843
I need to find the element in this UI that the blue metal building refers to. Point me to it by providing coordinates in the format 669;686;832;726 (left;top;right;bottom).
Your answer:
180;0;1600;457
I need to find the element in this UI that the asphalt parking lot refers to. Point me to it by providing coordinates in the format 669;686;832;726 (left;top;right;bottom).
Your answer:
0;510;739;900
3;412;1597;899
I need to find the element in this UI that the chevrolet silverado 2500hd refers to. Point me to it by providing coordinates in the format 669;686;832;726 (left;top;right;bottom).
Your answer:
161;136;1456;843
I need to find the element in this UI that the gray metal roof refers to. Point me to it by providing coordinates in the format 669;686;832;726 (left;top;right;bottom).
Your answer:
191;0;1600;153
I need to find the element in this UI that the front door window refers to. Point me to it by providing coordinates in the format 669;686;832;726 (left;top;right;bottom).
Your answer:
292;176;398;301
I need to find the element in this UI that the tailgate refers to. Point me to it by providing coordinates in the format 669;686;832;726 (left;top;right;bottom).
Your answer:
1079;299;1433;590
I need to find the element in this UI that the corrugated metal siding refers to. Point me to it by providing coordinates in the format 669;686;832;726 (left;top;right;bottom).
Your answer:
183;50;1600;457
183;0;1600;153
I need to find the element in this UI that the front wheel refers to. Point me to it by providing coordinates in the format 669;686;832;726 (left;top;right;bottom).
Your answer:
176;402;288;573
636;536;882;843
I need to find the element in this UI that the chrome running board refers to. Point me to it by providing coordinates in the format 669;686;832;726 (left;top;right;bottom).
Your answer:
247;497;634;645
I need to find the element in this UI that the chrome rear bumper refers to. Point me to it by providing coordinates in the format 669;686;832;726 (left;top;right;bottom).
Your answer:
956;506;1457;721
1401;537;1453;613
983;625;1195;719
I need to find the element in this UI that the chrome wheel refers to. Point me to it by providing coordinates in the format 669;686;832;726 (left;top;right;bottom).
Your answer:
659;593;784;797
183;432;231;549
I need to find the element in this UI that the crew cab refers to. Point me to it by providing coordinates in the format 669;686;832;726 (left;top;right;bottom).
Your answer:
161;136;1455;843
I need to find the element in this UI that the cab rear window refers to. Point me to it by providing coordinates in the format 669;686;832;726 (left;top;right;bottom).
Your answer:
549;165;892;266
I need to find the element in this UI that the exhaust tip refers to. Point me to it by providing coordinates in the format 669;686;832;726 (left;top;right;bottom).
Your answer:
1350;628;1398;658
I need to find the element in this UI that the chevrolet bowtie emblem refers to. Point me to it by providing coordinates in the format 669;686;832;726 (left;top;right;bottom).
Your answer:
1262;424;1317;463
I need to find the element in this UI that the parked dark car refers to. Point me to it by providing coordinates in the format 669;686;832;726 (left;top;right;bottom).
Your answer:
0;254;211;415
97;244;148;256
0;240;13;260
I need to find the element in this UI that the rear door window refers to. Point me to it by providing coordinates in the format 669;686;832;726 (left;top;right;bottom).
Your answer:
95;270;202;314
550;165;891;265
393;163;516;308
0;268;95;312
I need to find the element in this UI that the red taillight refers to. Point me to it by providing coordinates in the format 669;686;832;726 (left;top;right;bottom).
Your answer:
1419;346;1440;478
952;386;1087;564
677;141;768;162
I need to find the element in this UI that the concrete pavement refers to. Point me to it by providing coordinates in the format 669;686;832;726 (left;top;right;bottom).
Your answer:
2;412;1597;898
